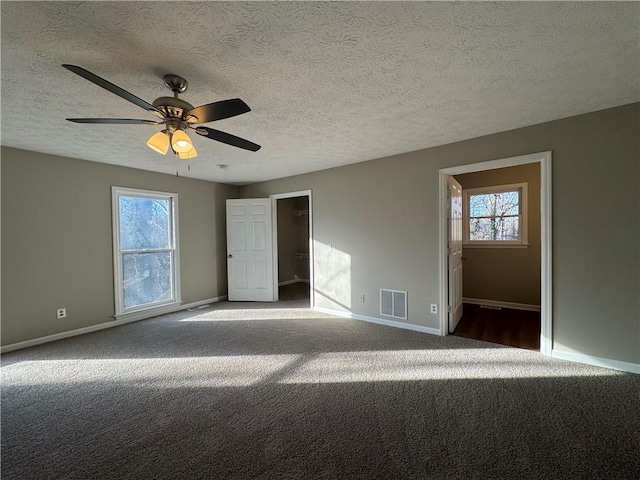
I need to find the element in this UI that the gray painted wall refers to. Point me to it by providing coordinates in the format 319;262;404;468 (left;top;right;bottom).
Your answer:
239;103;640;364
1;147;237;345
455;163;541;306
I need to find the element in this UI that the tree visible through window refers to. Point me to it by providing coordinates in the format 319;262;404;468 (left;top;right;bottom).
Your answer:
112;187;180;315
464;183;528;245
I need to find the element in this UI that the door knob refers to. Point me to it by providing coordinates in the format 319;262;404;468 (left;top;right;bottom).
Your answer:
228;254;233;259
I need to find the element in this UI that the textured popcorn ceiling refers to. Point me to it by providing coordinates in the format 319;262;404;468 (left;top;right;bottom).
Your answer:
1;2;638;184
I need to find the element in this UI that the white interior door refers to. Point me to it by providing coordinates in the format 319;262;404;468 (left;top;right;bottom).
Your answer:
448;177;464;332
226;199;274;302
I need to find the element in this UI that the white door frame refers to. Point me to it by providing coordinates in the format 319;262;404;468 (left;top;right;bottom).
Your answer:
270;190;314;306
438;151;553;356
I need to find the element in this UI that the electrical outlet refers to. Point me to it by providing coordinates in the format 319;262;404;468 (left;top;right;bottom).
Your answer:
359;294;365;302
56;307;67;319
430;304;438;314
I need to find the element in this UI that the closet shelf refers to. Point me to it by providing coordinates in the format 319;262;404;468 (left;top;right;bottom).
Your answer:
294;209;309;217
294;253;310;260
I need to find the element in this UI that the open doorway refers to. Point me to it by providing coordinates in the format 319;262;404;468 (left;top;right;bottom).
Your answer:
452;163;541;350
271;191;313;307
439;152;552;356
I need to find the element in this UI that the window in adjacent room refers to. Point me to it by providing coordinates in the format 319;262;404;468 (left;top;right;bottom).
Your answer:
112;187;180;316
463;183;528;246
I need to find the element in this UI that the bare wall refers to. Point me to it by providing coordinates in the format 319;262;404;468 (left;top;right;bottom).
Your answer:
455;163;541;306
239;103;640;365
1;147;237;345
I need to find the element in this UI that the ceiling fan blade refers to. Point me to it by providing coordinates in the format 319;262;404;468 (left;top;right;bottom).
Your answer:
66;118;163;125
194;127;261;152
62;64;163;116
185;99;251;124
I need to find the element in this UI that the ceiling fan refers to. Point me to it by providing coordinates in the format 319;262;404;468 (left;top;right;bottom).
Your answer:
62;64;261;160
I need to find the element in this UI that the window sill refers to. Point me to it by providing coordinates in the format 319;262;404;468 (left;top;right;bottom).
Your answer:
114;300;182;323
463;243;530;249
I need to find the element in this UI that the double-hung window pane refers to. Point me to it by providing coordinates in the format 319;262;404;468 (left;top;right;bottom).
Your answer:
464;183;528;245
469;190;520;241
122;252;172;309
119;196;170;251
113;188;180;315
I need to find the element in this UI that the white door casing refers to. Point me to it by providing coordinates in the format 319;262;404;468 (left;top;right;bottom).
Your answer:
226;199;274;302
448;176;464;332
438;151;552;356
270;190;314;306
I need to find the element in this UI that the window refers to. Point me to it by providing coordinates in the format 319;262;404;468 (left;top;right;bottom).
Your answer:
112;187;180;316
463;183;528;246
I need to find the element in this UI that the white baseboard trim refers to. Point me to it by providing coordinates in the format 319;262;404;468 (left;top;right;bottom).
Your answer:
463;297;541;312
551;349;639;374
0;295;228;354
314;306;441;336
278;279;310;286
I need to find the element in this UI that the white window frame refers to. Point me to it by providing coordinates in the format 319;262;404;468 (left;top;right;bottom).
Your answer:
112;186;181;317
463;182;528;247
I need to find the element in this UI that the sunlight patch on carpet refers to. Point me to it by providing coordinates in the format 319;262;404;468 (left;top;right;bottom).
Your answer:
178;308;332;321
1;355;302;387
278;349;619;383
2;349;619;389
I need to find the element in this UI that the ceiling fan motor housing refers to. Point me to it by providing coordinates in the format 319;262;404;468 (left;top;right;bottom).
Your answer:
152;97;196;124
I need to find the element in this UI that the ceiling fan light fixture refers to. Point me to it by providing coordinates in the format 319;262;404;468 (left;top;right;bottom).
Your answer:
146;130;170;155
178;145;198;160
62;65;261;158
171;129;193;153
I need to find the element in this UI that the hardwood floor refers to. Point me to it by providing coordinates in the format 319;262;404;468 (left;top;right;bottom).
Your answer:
278;282;310;304
452;303;540;351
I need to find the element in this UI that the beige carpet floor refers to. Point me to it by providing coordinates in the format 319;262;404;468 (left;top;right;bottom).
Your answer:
2;287;639;479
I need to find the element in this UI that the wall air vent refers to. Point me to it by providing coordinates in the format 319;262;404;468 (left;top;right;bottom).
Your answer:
380;289;407;320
